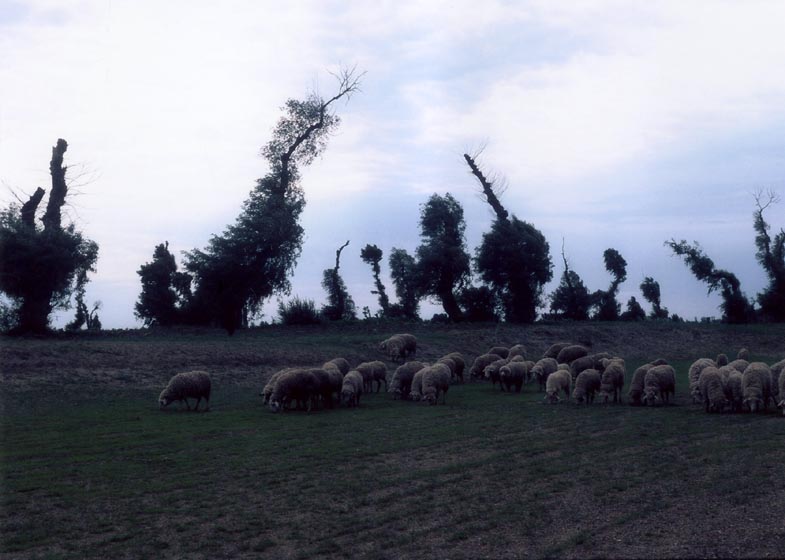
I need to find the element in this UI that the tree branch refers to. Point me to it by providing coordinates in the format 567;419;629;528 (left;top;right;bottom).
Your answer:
463;152;508;221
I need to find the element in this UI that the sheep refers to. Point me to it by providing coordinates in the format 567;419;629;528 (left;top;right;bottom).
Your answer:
715;353;729;367
484;358;508;390
389;361;426;400
698;366;727;413
557;363;570;372
421;363;451;405
509;355;526;363
544;370;571;403
590;352;614;371
159;370;212;411
531;358;559;392
442;352;466;382
470;353;504;379
261;368;293;404
437;356;460;384
499;361;528;393
410;367;427;401
769;359;784;402
742;362;773;413
598;358;626;404
777;367;785;416
572;369;601;404
556;345;589;365
543;342;572;360
522;360;537;384
309;367;342;410
569;355;595;383
356;361;387;393
269;369;319;413
628;363;655;406
507;344;527;360
688;358;715;403
488;346;510;359
341;370;364;408
728;359;750;374
737;348;750;361
725;370;744;413
379;334;417;362
642;365;676;406
323;357;350;376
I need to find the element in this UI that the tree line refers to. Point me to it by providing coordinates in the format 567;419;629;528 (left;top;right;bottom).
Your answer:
1;68;783;334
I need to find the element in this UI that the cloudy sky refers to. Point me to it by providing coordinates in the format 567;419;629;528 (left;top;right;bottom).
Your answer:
2;0;784;328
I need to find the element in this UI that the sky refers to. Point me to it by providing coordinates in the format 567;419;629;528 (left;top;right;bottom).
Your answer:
1;0;784;328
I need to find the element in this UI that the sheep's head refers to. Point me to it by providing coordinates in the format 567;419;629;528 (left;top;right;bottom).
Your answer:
390;388;402;400
628;390;642;405
598;390;611;403
158;389;174;409
745;398;762;413
573;392;585;404
545;391;560;404
710;397;729;412
410;392;421;402
269;400;283;413
690;387;702;404
423;392;438;405
642;390;659;406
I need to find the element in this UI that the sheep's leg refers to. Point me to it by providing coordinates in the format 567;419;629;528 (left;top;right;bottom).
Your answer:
194;397;201;411
183;398;191;411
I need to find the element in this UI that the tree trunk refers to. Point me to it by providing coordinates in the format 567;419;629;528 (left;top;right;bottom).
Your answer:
439;290;463;322
463;153;508;221
21;187;45;228
43;139;68;232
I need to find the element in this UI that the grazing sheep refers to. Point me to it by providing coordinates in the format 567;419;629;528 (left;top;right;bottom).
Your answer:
323;357;350;376
742;362;773;413
499;361;528;393
688;358;716;403
357;361;388;393
557;363;570;372
484;358;509;390
629;363;655;406
698;366;728;413
422;363;451;405
715;353;729;367
269;369;319;413
442;352;466;383
507;344;527;360
341;370;364;408
590;352;614;371
572;369;601;404
598;358;626;404
309;367;342;410
728;359;750;374
159;370;212;411
725;370;744;413
410;367;427;401
531;358;559;392
261;368;293;404
522;360;537;384
543;342;572;360
556;345;589;365
569;355;595;383
777;367;785;416
769;359;784;402
379;334;417;362
389;361;426;400
642;365;676;406
470;353;504;379
544;370;572;403
488;346;510;359
737;348;750;361
437;356;459;383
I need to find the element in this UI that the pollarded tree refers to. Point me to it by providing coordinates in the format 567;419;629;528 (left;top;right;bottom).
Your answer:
321;240;356;321
415;193;471;322
592;248;627;321
620;296;646;321
184;68;362;334
752;189;785;322
640;276;669;320
388;248;420;319
666;239;754;323
549;241;592;321
464;152;552;323
0;139;99;334
360;243;390;316
135;241;192;326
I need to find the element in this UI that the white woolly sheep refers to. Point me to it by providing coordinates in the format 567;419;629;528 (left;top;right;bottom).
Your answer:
484;358;508;390
725;370;744;413
572;369;601;404
777;365;785;416
442;352;466;382
531;358;559;392
341;370;364;408
598;358;625;404
409;367;427;401
742;362;773;413
379;334;417;362
507;344;527;360
628;363;655;406
269;369;319;413
769;359;784;402
522;360;537;384
488;346;510;359
422;363;451;405
470;353;504;379
569;355;595;383
437;357;458;383
356;361;388;393
324;357;350;376
309;367;342;410
590;352;614;371
556;345;589;365
499;361;528;393
698;366;727;413
715;353;729;368
543;342;572;360
544;370;571;403
728;359;750;374
688;358;715;403
389;361;426;400
642;365;676;406
159;370;212;411
736;348;750;361
261;368;293;404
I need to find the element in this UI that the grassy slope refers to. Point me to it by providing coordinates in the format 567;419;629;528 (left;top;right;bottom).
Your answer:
2;322;785;559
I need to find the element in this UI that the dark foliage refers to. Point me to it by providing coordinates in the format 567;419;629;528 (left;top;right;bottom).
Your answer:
360;243;390;315
277;296;322;325
620;296;646;321
135;242;191;327
640;276;669;320
752;191;785;322
592;248;627;321
457;285;500;322
389;248;420;320
66;270;102;331
321;241;356;321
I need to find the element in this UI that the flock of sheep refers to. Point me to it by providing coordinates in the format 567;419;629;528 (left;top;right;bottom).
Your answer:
156;333;785;416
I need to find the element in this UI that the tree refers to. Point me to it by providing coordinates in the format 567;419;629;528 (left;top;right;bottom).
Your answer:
666;239;754;323
0;139;99;334
549;241;592;320
415;193;471;322
464;151;552;323
66;269;102;331
135;241;192;326
592;248;627;321
640;276;669;320
388;248;420;319
457;285;499;322
321;240;356;321
620;296;646;321
360;244;390;316
752;189;785;322
184;68;362;334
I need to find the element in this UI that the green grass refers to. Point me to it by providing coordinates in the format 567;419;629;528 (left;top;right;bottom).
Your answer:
2;324;785;558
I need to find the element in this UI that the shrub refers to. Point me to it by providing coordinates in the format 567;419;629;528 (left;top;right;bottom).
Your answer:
277;297;322;325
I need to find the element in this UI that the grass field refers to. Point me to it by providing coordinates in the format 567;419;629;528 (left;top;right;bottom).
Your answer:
2;321;785;559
